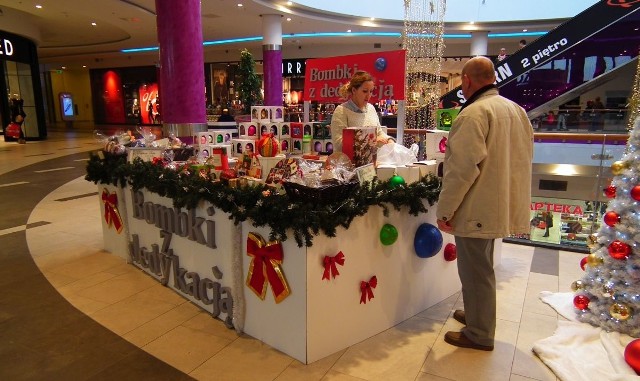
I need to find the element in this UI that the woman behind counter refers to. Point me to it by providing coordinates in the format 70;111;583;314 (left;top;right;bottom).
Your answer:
330;71;394;152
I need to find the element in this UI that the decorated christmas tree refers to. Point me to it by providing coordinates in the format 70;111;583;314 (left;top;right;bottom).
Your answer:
573;56;640;338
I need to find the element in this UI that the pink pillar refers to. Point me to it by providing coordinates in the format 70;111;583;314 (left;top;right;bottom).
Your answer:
262;14;283;106
155;0;207;140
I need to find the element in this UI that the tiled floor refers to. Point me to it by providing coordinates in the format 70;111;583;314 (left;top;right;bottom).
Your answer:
0;130;584;380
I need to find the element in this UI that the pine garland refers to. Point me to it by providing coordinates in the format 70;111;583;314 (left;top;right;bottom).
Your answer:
86;152;441;247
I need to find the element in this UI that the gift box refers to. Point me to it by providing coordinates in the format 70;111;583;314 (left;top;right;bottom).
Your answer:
324;140;334;154
424;130;449;160
312;140;324;154
270;106;284;122
342;127;377;167
291;138;303;154
290;122;303;139
251;106;270;123
413;160;438;178
280;138;291;153
210;129;235;144
232;138;258;158
279;123;291;138
197;132;216;146
303;123;313;137
239;122;259;138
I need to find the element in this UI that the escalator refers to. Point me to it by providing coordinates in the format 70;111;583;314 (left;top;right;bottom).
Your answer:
440;0;640;114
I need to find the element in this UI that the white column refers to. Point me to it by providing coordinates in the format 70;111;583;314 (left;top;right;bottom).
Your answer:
470;31;489;56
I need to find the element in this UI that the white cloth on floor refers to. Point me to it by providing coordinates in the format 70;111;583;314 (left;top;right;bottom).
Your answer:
533;292;639;381
539;291;578;321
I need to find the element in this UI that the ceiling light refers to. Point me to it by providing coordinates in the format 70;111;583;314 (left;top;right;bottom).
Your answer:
523;29;528;32
61;66;66;70
469;21;475;24
91;22;97;26
347;29;351;33
237;3;243;6
82;65;87;68
35;5;42;9
286;17;291;21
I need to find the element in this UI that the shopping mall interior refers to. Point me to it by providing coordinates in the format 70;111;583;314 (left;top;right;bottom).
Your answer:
1;1;639;380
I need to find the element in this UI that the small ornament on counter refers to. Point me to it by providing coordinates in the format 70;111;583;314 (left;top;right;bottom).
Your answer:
389;174;405;188
359;275;377;304
322;251;345;280
257;133;280;157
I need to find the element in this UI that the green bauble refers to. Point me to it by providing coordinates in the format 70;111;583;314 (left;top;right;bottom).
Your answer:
380;223;399;246
389;175;405;188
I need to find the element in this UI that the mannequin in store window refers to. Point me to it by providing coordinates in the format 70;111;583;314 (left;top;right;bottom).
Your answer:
213;70;229;107
9;94;27;144
330;71;394;152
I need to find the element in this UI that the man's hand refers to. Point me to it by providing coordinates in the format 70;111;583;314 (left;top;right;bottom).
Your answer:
437;219;453;233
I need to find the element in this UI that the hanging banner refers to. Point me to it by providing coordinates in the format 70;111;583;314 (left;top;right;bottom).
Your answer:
440;0;640;108
303;50;406;103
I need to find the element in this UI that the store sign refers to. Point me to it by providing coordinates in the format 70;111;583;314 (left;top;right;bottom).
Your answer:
303;50;406;103
282;59;305;77
0;39;14;57
0;31;32;63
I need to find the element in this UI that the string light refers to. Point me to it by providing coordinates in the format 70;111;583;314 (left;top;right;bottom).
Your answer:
403;0;446;137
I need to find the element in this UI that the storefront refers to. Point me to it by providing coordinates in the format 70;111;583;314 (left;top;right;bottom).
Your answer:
0;30;46;141
89;66;159;125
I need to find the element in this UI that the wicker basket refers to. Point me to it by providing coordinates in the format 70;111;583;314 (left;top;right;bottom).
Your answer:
283;180;359;204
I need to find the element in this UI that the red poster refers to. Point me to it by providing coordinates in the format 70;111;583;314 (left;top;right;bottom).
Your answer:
139;83;159;124
303;50;406;103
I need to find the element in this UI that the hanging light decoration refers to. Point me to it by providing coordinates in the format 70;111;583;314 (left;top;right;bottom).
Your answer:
403;0;446;138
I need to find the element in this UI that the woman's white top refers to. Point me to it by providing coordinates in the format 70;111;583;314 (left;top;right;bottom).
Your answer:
330;100;392;152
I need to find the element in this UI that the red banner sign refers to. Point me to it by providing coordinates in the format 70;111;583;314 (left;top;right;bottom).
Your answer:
303;50;406;103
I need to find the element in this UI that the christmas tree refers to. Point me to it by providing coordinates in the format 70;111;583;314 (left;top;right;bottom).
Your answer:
237;49;263;114
573;56;640;338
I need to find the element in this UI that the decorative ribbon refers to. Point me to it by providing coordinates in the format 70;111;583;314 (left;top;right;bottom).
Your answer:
246;232;290;303
101;189;123;233
360;276;378;304
322;251;346;280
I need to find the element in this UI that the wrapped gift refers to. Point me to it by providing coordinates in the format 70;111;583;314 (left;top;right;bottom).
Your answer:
258;154;286;181
232;138;258;158
413;160;438;177
342;127;377;167
280;138;291;153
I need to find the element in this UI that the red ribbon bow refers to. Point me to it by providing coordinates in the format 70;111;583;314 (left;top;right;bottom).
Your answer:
101;189;123;233
246;232;290;303
322;251;345;280
360;276;378;304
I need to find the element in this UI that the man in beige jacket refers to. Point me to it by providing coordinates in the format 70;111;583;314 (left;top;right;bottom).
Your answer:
436;56;533;351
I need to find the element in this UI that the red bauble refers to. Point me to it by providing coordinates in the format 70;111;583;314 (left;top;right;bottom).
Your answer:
604;185;617;199
256;133;280;157
443;243;457;261
580;256;588;271
631;185;640;202
609;240;631;260
573;294;590;310
567;233;576;240
625;339;640;375
604;211;621;227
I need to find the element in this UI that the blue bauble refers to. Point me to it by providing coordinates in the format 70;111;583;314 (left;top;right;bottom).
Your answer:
374;57;387;72
414;223;443;258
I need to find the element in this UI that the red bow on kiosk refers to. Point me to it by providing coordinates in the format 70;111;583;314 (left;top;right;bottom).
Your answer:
360;276;378;304
322;251;345;280
246;232;291;303
101;189;123;233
